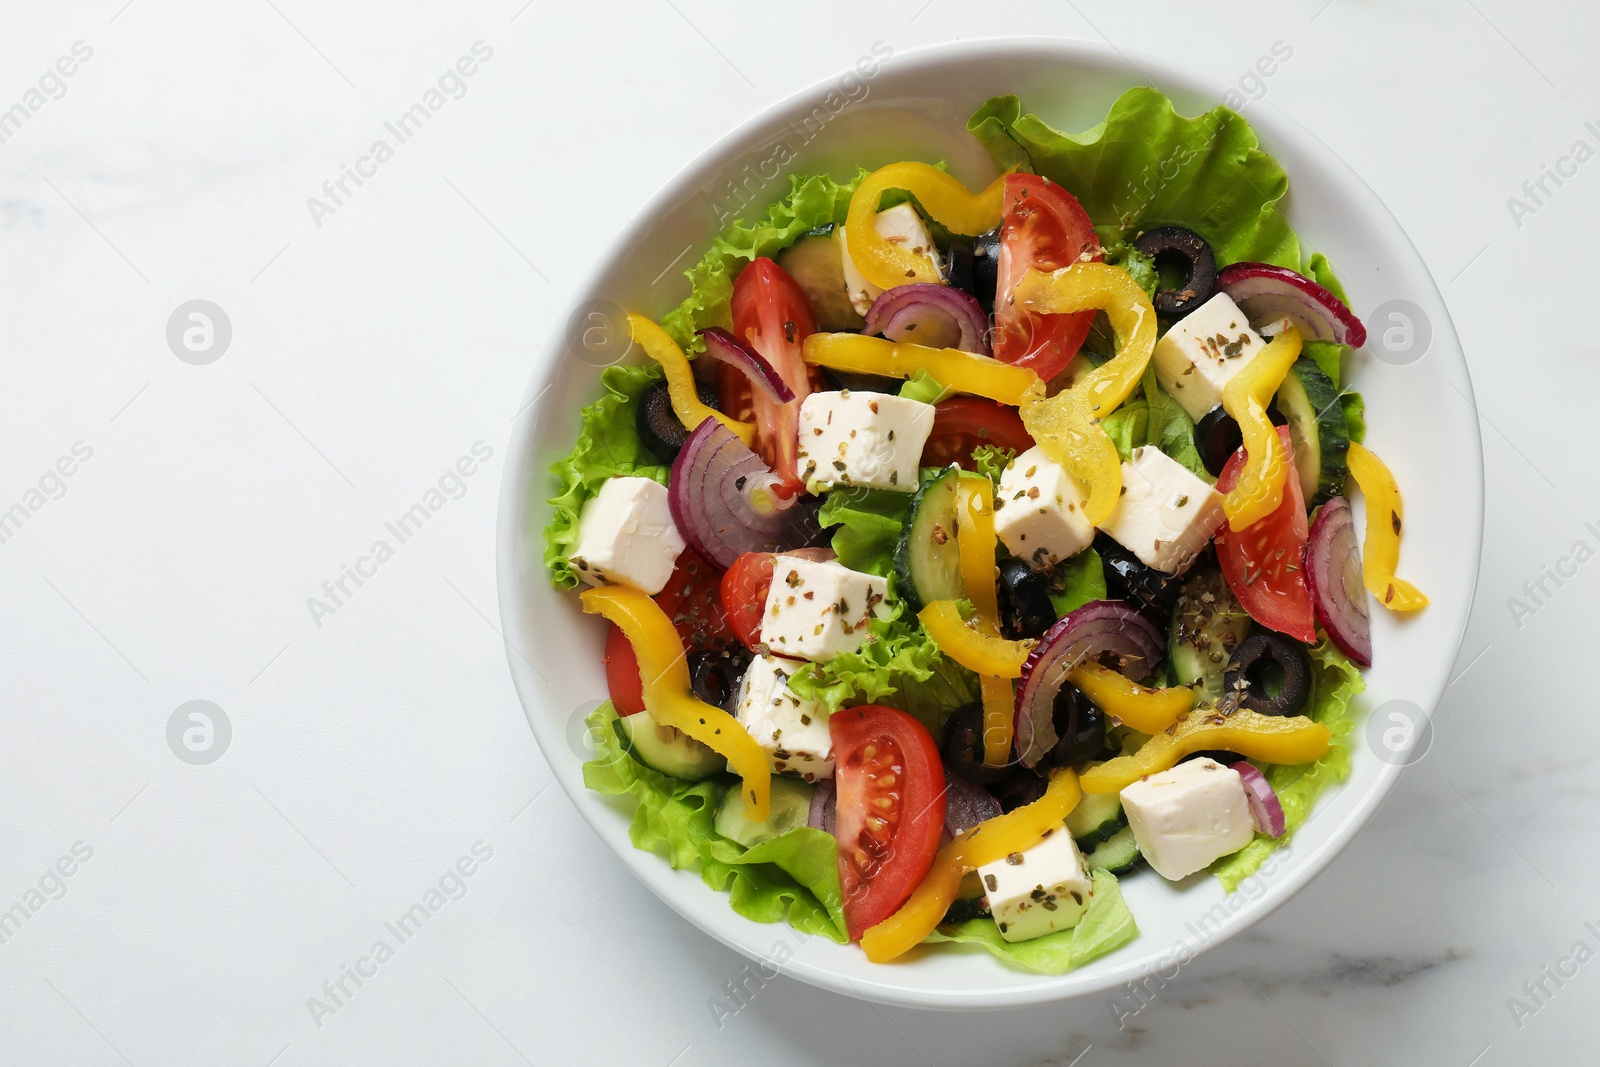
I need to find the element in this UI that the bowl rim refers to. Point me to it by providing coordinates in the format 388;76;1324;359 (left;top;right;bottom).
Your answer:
495;35;1484;1010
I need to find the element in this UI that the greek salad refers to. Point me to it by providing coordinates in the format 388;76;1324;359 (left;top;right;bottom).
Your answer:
543;88;1426;972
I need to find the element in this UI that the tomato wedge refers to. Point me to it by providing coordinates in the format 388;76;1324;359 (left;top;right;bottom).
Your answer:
716;362;756;425
830;705;946;941
721;551;776;651
919;396;1035;470
1215;426;1317;642
605;549;736;713
992;174;1102;381
729;258;824;495
602;623;647;716
656;548;735;649
720;548;836;651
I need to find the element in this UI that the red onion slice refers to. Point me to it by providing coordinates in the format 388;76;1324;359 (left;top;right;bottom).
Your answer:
941;775;1003;839
668;419;806;569
1216;262;1368;349
1231;760;1286;837
1013;601;1164;769
697;328;795;403
864;284;991;355
808;778;835;835
1305;496;1372;666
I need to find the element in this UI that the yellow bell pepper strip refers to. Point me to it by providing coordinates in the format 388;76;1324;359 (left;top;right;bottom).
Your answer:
1079;707;1330;794
1012;264;1157;527
844;163;1007;291
860;769;1081;963
1067;663;1196;734
956;474;999;621
918;601;1032;678
1220;325;1302;531
978;676;1016;769
579;586;770;820
802;333;1041;407
627;314;756;447
955;474;1017;768
1346;442;1429;612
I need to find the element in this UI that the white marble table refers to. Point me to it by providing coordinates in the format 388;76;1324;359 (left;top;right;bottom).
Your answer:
1;2;1593;1064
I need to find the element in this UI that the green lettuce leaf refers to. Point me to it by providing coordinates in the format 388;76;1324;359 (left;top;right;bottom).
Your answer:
786;603;978;734
971;444;1017;488
1100;386;1209;481
924;870;1139;974
816;485;913;578
1102;241;1159;299
1210;640;1366;891
582;703;848;941
660;171;867;352
1045;547;1107;617
966;90;1359;321
899;370;955;405
967;89;1299;267
542;363;667;589
787;480;977;730
1341;390;1367;445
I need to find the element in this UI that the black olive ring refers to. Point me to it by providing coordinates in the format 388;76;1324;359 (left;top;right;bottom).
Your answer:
1133;226;1218;317
1222;633;1311;717
941;702;1014;785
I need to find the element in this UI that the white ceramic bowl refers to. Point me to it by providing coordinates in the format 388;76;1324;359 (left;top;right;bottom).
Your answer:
496;38;1483;1010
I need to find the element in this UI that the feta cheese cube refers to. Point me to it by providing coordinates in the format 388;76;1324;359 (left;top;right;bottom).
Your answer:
1098;446;1225;575
733;654;834;781
796;390;934;494
759;556;890;662
1152;292;1267;421
1120;757;1255;880
993;446;1095;570
839;203;945;315
568;476;685;594
976;823;1093;942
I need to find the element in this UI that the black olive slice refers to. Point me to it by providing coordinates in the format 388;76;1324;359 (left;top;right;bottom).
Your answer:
992;768;1048;813
1094;532;1180;629
1037;684;1105;771
970;227;1001;316
940;702;1013;785
946;238;976;302
687;647;749;714
1194;406;1243;478
997;559;1057;640
1195;405;1289;477
636;378;719;462
1222;633;1311;716
1133;226;1218;317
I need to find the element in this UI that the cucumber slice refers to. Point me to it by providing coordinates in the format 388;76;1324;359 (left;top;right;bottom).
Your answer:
1065;787;1125;845
1084;824;1140;873
893;467;964;612
712;776;815;847
614;710;724;781
1275;357;1350;505
1169;567;1252;703
775;226;865;332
